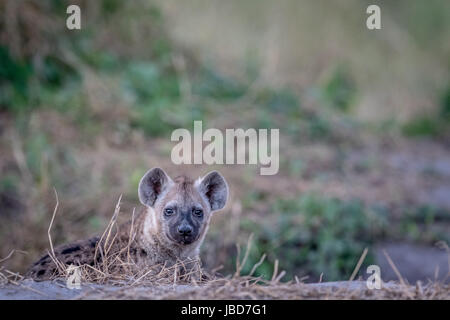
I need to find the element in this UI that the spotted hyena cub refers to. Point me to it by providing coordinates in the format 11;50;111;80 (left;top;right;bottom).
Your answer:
27;168;229;280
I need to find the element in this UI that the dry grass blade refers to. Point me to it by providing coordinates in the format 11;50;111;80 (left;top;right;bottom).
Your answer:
271;259;279;282
0;249;27;264
382;249;414;299
349;247;368;281
273;270;286;284
126;208;136;267
47;189;66;275
234;233;254;278
0;250;27;285
249;253;266;277
234;244;241;278
94;194;122;275
436;241;450;282
104;195;122;254
240;233;254;272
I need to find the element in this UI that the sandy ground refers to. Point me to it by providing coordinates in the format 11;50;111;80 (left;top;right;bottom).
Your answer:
2;242;449;300
375;243;450;284
0;280;404;300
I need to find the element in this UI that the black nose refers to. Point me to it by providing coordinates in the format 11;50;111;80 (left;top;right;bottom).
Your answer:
177;225;193;235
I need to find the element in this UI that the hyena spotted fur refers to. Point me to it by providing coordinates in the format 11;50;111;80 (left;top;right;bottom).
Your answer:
27;168;229;280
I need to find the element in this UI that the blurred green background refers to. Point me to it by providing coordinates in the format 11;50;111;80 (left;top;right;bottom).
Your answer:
1;0;449;283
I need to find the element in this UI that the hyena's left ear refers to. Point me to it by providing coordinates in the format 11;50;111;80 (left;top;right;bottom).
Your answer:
196;171;229;212
138;168;173;207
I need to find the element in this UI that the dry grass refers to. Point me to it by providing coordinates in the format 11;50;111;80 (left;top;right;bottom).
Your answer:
1;195;449;300
41;195;211;286
73;278;450;300
0;250;26;286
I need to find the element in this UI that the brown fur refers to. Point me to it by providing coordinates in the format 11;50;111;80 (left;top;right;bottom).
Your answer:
27;170;228;281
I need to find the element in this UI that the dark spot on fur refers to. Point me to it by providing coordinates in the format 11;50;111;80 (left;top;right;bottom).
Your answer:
61;246;81;255
34;254;49;266
66;261;73;265
40;260;47;266
140;249;147;257
37;270;45;276
89;238;98;248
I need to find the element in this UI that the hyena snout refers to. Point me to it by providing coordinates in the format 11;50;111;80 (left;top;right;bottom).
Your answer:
177;224;193;235
170;216;200;245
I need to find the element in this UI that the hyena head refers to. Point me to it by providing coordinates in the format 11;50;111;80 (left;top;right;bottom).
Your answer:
138;168;228;248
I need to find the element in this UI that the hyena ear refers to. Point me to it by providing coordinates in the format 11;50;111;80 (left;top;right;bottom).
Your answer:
196;171;229;212
138;168;173;207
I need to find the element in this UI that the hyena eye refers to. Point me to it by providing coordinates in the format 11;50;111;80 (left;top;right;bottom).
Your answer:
164;208;174;217
193;208;203;217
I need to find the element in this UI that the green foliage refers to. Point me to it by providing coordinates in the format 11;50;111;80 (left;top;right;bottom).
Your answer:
440;85;450;123
24;132;54;184
286;159;305;177
399;205;450;243
306;113;331;140
0;46;32;111
123;62;173;102
192;68;247;100
0;0;183;138
74;40;121;71
240;194;385;281
401;85;450;138
250;86;333;141
255;88;300;116
322;66;356;112
0;174;19;194
0;41;82;116
129;168;147;197
131;100;177;136
402;117;441;137
38;56;79;88
387;0;450;47
0;173;22;219
2;12;85;117
101;0;123;15
1;1;341;143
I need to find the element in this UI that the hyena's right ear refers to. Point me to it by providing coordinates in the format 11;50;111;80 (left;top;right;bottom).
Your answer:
196;171;229;212
138;168;173;207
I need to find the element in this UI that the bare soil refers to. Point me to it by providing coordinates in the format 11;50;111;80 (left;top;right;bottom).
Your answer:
1;279;448;300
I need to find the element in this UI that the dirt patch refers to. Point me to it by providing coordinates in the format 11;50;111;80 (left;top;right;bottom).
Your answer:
375;242;450;284
1;279;448;300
